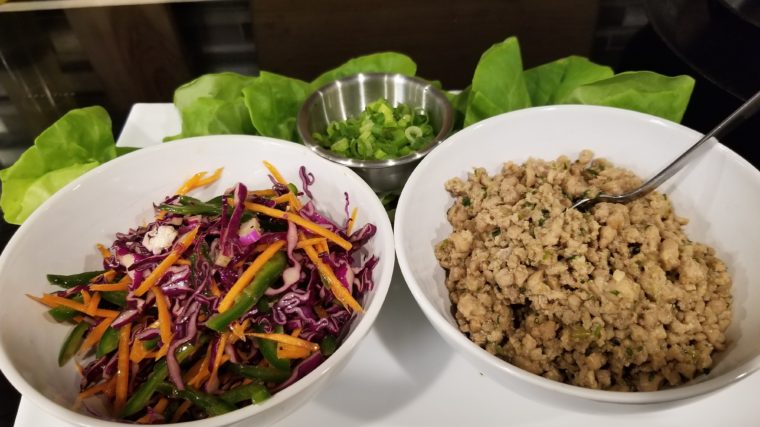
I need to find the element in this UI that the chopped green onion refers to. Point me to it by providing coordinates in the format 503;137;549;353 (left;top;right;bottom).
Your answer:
312;98;436;160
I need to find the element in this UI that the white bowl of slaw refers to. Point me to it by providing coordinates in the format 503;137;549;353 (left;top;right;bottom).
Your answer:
395;105;760;405
0;135;395;426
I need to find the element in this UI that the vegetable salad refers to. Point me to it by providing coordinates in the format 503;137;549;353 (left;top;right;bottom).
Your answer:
29;163;378;423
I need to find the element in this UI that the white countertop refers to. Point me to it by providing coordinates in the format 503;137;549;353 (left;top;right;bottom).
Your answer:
15;103;760;427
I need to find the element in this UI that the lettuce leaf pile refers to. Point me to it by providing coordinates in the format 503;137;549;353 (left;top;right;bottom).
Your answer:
0;39;695;224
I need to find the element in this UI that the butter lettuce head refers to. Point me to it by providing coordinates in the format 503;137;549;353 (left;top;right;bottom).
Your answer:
165;72;257;141
242;72;312;141
524;55;614;106
311;52;417;89
559;71;696;123
464;36;531;127
0;106;120;224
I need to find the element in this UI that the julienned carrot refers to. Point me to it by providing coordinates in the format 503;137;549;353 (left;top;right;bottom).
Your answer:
175;168;223;196
272;194;291;205
78;376;116;400
195;167;223;186
93;270;117;284
206;334;229;389
297;237;328;249
151;287;172;347
242;202;352;251
217;241;285;313
136;398;169;424
86;292;101;316
129;338;152;363
29;294;119;318
263;161;286;185
249;189;276;197
262;160;305;210
318;240;330;255
133;226;199;297
251;237;328;254
172;400;193;423
96;243;111;259
81;290;91;307
209;280;222;297
185;345;213;388
302;244;363;313
287;192;302;211
248;333;319;352
176;172;204;195
153;336;172;360
229;319;249;343
270;192;302;210
115;323;132;411
276;343;311;359
346;207;358;235
79;316;114;355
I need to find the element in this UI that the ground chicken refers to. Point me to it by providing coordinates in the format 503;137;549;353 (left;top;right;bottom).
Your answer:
434;150;732;391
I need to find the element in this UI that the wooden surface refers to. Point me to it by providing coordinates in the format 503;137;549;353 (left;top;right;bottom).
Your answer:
65;4;192;118
250;0;600;88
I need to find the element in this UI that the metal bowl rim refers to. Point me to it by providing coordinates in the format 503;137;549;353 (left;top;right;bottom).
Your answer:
297;72;455;169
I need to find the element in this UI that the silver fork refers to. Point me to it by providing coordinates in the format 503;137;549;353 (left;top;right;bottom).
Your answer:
571;90;760;212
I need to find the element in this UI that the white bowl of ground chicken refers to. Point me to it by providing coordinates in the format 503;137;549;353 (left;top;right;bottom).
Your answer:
395;105;760;404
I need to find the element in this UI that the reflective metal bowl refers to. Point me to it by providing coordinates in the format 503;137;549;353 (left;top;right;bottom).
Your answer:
297;73;454;193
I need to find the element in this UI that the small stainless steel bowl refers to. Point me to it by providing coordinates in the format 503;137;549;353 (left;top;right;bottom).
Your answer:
297;73;454;193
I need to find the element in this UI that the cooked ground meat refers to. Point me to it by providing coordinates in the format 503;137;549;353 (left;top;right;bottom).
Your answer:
435;150;732;391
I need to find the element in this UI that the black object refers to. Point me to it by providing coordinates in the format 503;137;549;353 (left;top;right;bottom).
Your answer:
618;1;760;168
647;0;760;101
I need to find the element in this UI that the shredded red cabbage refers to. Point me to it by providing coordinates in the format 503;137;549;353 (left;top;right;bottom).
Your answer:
47;166;379;423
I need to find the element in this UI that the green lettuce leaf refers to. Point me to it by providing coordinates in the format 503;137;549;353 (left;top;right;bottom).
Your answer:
464;37;531;127
166;97;255;142
0;106;118;224
559;71;695;123
242;72;312;141
311;52;417;88
173;72;255;110
524;56;614;106
446;86;471;130
166;72;257;141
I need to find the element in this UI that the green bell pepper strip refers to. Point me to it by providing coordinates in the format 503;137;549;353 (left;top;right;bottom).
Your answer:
205;251;287;331
226;364;291;383
219;382;272;404
58;322;89;366
48;294;84;322
100;290;127;307
255;324;290;371
250;383;271;404
47;270;106;288
95;327;119;358
142;338;160;350
156;382;236;416
320;335;338;357
119;338;205;418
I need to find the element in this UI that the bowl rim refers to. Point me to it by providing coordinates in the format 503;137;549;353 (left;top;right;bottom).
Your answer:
296;72;455;169
395;104;760;404
0;135;396;426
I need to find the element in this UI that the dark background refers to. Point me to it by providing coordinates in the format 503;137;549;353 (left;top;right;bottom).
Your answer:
0;0;758;425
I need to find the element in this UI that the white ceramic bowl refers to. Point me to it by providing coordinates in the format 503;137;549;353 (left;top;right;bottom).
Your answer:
395;105;760;405
0;136;395;426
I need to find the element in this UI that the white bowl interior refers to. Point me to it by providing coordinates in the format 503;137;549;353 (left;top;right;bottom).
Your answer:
395;105;760;403
0;136;395;426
